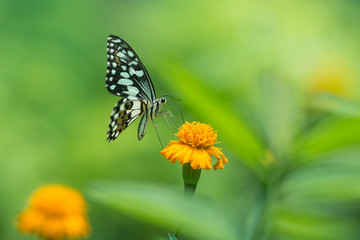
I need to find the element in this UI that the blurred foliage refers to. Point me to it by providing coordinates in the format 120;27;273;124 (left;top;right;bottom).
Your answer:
1;0;360;239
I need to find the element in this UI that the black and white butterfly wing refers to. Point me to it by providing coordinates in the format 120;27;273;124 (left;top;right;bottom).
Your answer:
107;98;150;142
106;35;156;101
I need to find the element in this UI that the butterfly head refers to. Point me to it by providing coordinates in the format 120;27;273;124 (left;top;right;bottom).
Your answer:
154;97;167;114
160;97;167;104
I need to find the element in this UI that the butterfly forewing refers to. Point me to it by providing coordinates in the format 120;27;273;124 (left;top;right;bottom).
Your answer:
107;98;150;142
106;35;155;101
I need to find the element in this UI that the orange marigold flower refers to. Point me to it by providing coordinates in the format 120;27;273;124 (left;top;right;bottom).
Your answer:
161;121;228;170
17;184;90;240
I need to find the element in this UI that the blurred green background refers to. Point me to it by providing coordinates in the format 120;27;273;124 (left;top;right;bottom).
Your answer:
1;0;360;239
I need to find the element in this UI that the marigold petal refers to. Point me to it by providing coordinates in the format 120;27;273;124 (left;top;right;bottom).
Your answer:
175;122;217;148
30;185;86;215
64;215;90;239
38;217;66;240
189;149;212;170
209;147;228;170
160;141;184;163
213;161;224;170
172;144;196;165
17;208;45;234
161;141;213;169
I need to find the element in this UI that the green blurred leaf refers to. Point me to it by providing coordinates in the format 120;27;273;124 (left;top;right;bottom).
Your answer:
271;203;358;240
283;146;360;202
309;92;360;117
168;233;178;240
296;116;360;160
87;182;242;240
251;74;304;157
268;146;360;240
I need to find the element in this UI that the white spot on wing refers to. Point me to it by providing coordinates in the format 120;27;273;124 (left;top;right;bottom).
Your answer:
132;101;141;109
128;51;134;57
136;70;144;77
131;110;141;117
116;52;126;58
127;86;140;94
117;79;133;86
127;96;138;100
110;85;116;90
129;67;136;76
111;69;116;75
112;39;121;43
120;72;130;78
128;67;144;77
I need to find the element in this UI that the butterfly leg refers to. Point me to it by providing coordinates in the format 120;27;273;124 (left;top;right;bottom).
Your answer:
157;110;178;130
163;109;183;125
166;102;184;124
162;113;177;130
151;118;164;148
164;115;177;130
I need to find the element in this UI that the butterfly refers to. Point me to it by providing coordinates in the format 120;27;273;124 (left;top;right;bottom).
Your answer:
105;35;168;142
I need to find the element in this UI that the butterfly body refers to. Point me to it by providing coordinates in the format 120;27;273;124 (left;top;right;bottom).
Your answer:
105;35;167;142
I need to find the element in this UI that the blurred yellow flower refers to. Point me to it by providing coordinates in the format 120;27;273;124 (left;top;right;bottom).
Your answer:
161;121;228;170
17;184;90;240
308;56;354;98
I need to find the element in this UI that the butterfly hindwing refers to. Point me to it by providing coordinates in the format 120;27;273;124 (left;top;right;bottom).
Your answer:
107;98;150;142
105;35;155;101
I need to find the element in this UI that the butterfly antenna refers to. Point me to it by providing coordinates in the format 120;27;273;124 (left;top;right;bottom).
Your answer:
163;94;183;102
151;119;164;148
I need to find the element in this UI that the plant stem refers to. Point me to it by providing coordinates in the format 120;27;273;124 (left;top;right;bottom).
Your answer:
247;163;284;240
173;164;201;239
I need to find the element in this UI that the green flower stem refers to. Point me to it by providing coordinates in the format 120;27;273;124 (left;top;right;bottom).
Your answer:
247;161;285;240
173;163;202;239
182;163;202;198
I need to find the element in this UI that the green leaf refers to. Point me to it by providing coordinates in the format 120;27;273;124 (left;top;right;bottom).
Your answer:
309;92;360;117
296;116;360;160
251;75;304;157
168;233;178;240
271;203;358;240
282;146;360;202
87;182;242;240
